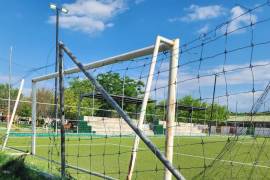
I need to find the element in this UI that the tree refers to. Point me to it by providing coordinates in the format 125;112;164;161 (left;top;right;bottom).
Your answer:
17;98;31;117
36;88;54;118
177;96;207;123
178;96;229;123
96;72;144;117
64;72;145;119
64;78;96;119
153;96;229;124
0;84;19;115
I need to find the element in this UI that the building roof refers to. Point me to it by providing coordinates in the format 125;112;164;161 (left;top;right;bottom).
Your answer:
81;93;155;105
227;115;270;122
157;104;206;111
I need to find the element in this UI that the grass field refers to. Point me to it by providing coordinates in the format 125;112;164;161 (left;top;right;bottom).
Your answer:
2;131;270;180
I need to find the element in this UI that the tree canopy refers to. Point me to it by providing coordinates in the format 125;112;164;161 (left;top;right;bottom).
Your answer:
0;73;230;125
64;72;144;119
0;84;19;115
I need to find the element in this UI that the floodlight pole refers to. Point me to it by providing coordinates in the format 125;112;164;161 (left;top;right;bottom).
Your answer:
50;3;68;134
54;9;59;134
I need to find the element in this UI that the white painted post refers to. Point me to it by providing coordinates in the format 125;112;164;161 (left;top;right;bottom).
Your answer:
2;79;24;151
164;38;179;180
127;36;161;180
31;81;37;155
7;46;13;128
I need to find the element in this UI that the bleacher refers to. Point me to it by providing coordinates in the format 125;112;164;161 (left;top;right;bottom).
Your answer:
159;121;206;136
83;116;154;136
78;116;206;136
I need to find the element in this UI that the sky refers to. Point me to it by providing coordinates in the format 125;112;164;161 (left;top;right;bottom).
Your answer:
0;0;270;112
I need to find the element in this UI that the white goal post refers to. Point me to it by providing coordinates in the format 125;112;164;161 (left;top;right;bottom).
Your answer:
2;79;24;151
127;36;179;180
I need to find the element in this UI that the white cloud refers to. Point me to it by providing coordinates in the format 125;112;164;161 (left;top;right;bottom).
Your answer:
197;24;209;34
150;61;270;94
149;60;270;111
184;61;270;87
179;4;226;22
48;0;126;35
225;6;257;33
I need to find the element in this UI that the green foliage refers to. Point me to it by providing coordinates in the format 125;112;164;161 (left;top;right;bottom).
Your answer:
64;78;96;119
0;84;19;115
64;72;144;119
178;96;229;123
0;75;229;125
97;72;144;96
96;72;144;117
0;84;19;99
36;88;54;118
17;99;31;117
153;96;229;123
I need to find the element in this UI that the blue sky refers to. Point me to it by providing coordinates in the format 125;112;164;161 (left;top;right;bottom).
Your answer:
0;0;270;112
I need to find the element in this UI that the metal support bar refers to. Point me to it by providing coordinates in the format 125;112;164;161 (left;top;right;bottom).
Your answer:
164;38;179;180
209;74;217;136
59;43;66;178
31;81;37;155
60;42;185;180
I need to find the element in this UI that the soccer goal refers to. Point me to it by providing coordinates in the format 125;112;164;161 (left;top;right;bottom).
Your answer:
31;35;184;179
29;3;270;178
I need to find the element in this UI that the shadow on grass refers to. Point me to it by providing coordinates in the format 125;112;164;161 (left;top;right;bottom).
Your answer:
0;153;60;180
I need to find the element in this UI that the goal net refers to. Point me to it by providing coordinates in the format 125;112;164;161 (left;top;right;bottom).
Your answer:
31;37;183;179
29;2;270;179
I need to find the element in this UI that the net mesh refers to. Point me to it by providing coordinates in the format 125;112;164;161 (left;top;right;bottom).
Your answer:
1;1;270;179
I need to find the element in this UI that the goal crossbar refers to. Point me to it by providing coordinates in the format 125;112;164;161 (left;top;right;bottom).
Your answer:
32;43;170;83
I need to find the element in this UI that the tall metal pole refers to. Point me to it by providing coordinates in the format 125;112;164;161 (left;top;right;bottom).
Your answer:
209;74;217;136
54;9;59;133
59;43;66;178
7;46;12;128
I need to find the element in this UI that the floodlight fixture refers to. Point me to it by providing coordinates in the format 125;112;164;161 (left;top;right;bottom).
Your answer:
61;7;68;14
49;3;57;10
49;3;68;14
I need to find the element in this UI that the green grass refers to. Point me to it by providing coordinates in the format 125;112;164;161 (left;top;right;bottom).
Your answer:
3;134;270;180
